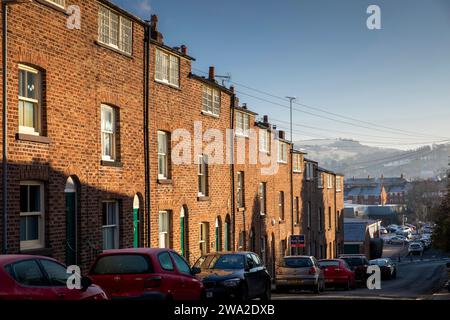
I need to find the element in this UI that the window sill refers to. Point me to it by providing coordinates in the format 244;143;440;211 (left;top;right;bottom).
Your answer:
293;171;302;174
237;207;246;212
20;247;53;257
201;111;220;119
154;79;181;90
157;179;173;185
36;0;68;15
277;161;288;164
94;41;133;59
235;133;249;139
197;196;210;202
101;160;123;168
16;133;51;144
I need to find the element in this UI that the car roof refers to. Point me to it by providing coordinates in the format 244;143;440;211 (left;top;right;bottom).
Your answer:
200;251;253;257
0;255;58;266
283;255;314;259
98;248;174;257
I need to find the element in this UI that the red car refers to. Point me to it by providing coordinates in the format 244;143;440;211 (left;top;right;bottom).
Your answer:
88;248;204;300
318;259;356;290
0;255;108;300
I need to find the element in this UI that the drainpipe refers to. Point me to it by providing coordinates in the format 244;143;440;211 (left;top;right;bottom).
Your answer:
143;21;151;247
2;1;9;254
230;88;236;251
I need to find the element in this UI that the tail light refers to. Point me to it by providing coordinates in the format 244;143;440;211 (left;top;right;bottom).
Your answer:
309;267;317;275
144;276;162;288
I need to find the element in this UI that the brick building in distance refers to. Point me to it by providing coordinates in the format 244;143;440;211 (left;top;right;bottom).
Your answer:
0;0;345;273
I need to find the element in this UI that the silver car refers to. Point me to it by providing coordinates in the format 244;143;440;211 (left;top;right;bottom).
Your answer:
275;256;325;293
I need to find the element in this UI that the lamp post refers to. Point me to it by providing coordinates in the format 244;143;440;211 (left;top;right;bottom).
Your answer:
2;0;32;254
286;96;296;253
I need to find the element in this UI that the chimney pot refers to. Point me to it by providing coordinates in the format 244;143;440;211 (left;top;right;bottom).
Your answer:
279;130;285;140
263;115;269;124
150;15;164;43
230;85;235;93
181;45;187;55
242;103;247;109
209;66;215;81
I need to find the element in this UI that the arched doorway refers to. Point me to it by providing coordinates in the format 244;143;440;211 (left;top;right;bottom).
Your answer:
65;177;78;266
180;205;189;259
133;195;140;248
215;216;222;252
224;215;231;251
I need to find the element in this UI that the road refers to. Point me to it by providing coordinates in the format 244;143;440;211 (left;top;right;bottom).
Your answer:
272;245;449;300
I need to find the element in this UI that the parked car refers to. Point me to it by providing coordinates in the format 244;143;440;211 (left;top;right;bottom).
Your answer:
0;255;108;300
89;248;204;300
369;258;397;280
386;225;400;233
275;256;324;294
380;227;388;234
387;236;409;245
408;242;424;255
194;252;271;300
318;259;355;290
338;254;370;286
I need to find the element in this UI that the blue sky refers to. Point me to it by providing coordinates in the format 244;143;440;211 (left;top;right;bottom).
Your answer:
112;0;450;149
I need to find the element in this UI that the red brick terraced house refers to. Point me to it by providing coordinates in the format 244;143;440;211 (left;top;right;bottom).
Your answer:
0;1;345;273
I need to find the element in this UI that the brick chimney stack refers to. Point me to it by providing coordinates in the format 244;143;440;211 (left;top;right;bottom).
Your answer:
150;15;164;43
263;115;269;124
279;130;285;140
208;66;215;81
181;45;187;55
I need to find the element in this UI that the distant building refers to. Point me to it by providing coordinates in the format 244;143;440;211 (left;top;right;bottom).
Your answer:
343;218;382;259
345;174;409;205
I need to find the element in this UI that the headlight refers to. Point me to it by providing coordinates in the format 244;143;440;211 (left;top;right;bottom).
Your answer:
222;278;241;287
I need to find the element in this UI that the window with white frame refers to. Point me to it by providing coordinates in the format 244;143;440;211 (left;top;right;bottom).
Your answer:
278;141;287;163
279;191;285;221
236;112;250;136
202;86;220;116
293;154;302;172
198;155;208;197
318;173;323;188
158;131;170;179
20;182;45;250
306;163;313;181
102;201;119;250
101;105;117;161
327;175;333;189
259;129;270;153
155;49;180;87
46;0;65;8
259;182;267;215
237;171;245;208
98;5;133;55
336;176;342;192
158;211;171;248
18;65;41;135
199;222;209;255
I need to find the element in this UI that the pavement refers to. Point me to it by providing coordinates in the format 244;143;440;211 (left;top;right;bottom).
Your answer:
272;244;450;300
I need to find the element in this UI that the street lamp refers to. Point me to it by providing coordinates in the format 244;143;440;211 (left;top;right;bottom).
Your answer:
286;96;296;250
2;0;32;254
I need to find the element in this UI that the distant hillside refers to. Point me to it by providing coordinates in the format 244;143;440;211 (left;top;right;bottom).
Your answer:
295;139;449;180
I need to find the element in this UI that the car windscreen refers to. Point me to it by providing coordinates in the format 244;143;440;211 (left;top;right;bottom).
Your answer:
92;254;152;274
370;259;387;266
342;257;364;267
281;257;313;268
318;260;340;268
212;254;245;269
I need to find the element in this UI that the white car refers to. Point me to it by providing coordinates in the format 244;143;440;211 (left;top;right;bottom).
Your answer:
408;242;424;255
387;236;409;245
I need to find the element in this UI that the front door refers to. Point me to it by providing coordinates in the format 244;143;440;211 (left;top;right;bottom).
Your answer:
133;208;140;248
65;192;76;266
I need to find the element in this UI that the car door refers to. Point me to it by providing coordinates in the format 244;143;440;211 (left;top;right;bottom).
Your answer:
170;252;200;300
38;259;82;300
157;251;182;300
7;259;56;300
251;253;266;295
244;254;259;298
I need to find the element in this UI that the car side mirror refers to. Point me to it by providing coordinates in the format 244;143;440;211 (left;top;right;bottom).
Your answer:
81;276;93;292
191;267;201;275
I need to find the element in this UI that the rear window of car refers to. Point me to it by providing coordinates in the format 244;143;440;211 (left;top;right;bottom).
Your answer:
370;259;387;266
282;257;313;268
318;260;340;268
92;254;152;275
342;257;364;267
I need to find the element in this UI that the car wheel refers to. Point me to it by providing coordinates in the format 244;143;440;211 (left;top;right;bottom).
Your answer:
260;280;271;301
239;282;249;301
